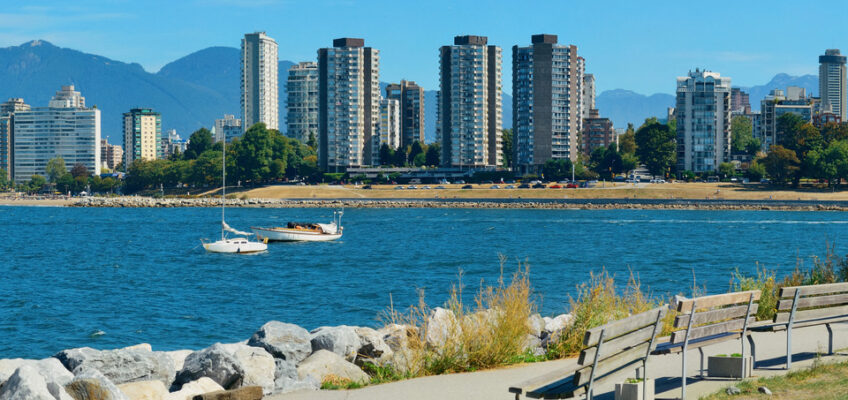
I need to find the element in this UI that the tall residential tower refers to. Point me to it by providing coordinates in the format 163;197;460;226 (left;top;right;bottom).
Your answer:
0;98;30;180
385;80;425;148
438;35;502;168
513;34;583;174
123;108;162;167
318;38;380;170
675;69;732;173
286;61;319;144
241;32;279;131
819;49;847;121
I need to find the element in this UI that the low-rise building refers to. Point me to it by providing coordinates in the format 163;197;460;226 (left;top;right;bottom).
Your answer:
759;88;814;148
214;114;243;143
582;109;616;157
100;139;123;170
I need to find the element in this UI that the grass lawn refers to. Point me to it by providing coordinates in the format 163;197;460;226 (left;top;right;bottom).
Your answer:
701;359;848;399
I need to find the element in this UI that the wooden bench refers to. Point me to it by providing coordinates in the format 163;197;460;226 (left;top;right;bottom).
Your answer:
508;306;667;399
749;282;848;369
651;290;760;400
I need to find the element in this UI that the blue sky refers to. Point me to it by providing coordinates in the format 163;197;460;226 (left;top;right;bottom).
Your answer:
2;0;846;95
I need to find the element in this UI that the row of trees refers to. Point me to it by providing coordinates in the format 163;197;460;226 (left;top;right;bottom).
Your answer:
757;114;848;186
378;141;440;167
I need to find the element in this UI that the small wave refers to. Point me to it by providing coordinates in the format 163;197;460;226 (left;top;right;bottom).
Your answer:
89;330;106;338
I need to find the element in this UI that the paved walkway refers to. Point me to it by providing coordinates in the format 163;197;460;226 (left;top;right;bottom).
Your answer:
268;323;848;400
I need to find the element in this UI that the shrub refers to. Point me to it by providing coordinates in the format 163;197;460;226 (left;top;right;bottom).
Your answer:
731;265;777;321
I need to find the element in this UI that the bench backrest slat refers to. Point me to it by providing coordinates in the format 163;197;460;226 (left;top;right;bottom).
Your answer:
779;282;848;298
775;304;848;323
583;307;666;347
676;290;761;313
671;316;755;343
777;293;848;310
573;342;652;387
578;324;656;365
674;304;759;327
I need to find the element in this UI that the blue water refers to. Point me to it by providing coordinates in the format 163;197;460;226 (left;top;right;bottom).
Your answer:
1;206;846;359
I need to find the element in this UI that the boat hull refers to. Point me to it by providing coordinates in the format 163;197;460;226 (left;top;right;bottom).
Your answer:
202;239;267;253
252;227;342;242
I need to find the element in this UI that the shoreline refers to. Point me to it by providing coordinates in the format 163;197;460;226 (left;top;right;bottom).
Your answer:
3;196;844;211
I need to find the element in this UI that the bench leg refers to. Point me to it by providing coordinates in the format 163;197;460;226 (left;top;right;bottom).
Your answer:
827;323;834;355
698;347;705;378
747;334;757;369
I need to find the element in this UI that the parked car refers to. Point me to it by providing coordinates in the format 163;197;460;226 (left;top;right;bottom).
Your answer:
422;185;432;189
549;184;562;189
394;186;405;190
566;182;579;188
435;185;446;189
518;183;531;189
613;176;626;182
532;183;546;189
461;184;473;189
407;185;418;189
760;178;771;184
361;185;372;189
490;185;501;189
505;184;516;189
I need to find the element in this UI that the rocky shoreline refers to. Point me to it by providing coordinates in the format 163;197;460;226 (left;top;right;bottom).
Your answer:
0;310;572;400
67;196;848;211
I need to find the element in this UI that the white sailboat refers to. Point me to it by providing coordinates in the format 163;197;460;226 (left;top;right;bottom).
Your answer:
201;139;267;254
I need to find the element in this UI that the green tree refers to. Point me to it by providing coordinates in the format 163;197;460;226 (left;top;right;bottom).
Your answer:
635;120;676;176
0;168;8;189
761;145;800;184
70;163;89;178
501;128;514;169
379;143;394;166
731;115;754;154
184;128;214;160
821;122;848;144
541;159;573;181
307;131;318;150
745;138;762;156
27;175;46;194
812;140;848;187
718;162;736;179
45;157;67;183
230;123;274;184
425;143;441;166
56;173;74;194
619;124;636;155
746;161;766;182
408;141;424;165
590;143;624;179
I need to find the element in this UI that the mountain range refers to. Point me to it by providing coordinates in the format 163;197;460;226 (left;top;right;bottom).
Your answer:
0;40;818;145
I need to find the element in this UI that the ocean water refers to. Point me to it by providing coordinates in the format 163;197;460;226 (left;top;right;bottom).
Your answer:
1;206;846;359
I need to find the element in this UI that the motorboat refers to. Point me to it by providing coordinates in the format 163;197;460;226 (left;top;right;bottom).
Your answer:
252;211;344;242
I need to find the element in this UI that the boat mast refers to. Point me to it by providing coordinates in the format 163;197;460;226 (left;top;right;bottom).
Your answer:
221;137;226;240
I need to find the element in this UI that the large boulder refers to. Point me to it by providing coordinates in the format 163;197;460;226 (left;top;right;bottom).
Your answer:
0;365;57;400
527;313;545;338
543;314;573;334
354;327;392;365
272;359;318;394
425;307;460;348
246;322;311;364
53;347;175;387
64;368;129;400
163;378;223;400
173;344;244;390
217;344;275;394
116;381;167;400
309;326;360;362
191;386;262;400
0;358;73;400
163;351;192;373
296;350;368;385
379;324;417;352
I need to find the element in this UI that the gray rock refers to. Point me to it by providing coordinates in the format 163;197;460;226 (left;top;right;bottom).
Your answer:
163;350;192;373
354;327;393;365
65;368;129;400
217;343;275;394
53;347;175;386
543;314;573;334
522;335;543;354
246;322;311;364
0;358;73;400
173;343;244;390
425;307;460;348
310;326;361;362
272;375;319;394
758;386;772;395
725;386;741;395
163;377;223;400
527;314;545;338
379;324;417;352
0;366;57;400
296;350;369;385
115;380;167;400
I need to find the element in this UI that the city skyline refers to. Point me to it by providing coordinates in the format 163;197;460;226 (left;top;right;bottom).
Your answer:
3;1;847;96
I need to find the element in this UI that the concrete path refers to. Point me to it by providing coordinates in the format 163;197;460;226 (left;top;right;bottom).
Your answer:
268;322;848;400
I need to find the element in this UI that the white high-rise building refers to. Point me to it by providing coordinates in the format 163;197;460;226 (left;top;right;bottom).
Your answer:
241;32;279;131
675;69;732;173
318;38;380;170
582;73;595;119
438;35;502;168
819;49;847;121
13;85;100;182
286;62;318;144
374;98;400;164
214;114;243;143
513;34;583;173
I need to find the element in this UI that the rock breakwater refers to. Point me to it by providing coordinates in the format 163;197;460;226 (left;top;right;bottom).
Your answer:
70;196;848;211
